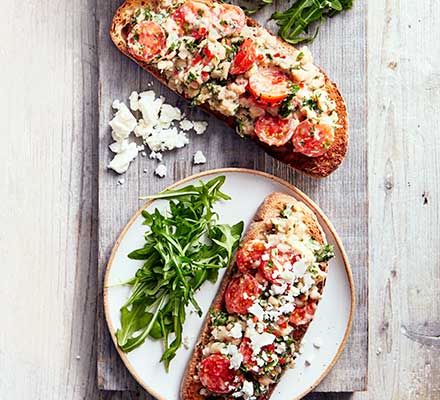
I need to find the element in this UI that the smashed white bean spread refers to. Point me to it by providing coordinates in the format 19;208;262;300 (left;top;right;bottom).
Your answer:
193;201;334;398
126;0;340;157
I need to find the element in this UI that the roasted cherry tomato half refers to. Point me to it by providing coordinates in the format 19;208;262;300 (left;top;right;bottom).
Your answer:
248;68;292;104
225;274;261;314
236;240;267;272
230;38;257;75
255;115;294;147
199;354;238;394
172;0;213;40
289;300;317;326
292;120;335;157
216;4;246;36
127;21;165;62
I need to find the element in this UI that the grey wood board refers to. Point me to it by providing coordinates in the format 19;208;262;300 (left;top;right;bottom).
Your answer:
97;0;367;394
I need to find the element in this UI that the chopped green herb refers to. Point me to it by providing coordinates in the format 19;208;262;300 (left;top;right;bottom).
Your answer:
280;205;293;218
278;84;300;118
315;244;335;262
187;71;197;83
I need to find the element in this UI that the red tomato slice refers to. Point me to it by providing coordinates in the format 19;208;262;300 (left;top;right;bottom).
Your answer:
199;354;237;394
236;240;267;272
255;115;294;147
248;68;292;104
216;4;246;36
230;38;257;75
292;121;335;157
239;338;257;371
225;274;261;314
127;21;165;62
172;0;213;39
261;249;298;283
289;301;317;326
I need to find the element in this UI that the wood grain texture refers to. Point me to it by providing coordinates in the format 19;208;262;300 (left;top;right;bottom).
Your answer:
0;0;101;399
365;0;440;398
96;0;367;394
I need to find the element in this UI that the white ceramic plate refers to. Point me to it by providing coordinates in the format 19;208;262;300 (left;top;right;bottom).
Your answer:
104;168;355;400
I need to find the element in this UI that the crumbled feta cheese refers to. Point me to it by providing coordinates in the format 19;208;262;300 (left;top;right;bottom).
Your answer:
140;151;147;157
293;259;308;278
158;104;182;128
280;269;295;283
248;302;264;321
109;101;137;141
183;336;190;349
149;151;163;161
302;273;315;293
137;91;163;130
193;121;208;134
232;380;254;399
271;282;287;295
108;141;139;174
247;331;276;354
154;164;167;178
261;253;270;261
278;302;295;315
129;91;139;111
144;128;189;152
229;322;243;339
313;337;323;349
179;119;193;131
193;150;207;165
220;344;243;370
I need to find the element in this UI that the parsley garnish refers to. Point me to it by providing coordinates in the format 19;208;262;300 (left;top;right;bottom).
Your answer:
278;84;300;118
315;244;335;262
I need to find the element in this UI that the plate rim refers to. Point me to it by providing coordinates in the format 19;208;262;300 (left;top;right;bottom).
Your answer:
103;167;355;400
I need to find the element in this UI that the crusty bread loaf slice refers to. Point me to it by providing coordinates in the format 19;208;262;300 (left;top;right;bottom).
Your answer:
180;192;329;400
110;0;348;177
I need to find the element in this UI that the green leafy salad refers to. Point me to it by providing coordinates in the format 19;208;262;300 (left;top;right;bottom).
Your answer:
115;176;244;369
238;0;354;44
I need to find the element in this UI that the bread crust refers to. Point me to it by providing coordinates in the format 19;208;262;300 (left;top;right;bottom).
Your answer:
110;0;348;178
180;192;329;400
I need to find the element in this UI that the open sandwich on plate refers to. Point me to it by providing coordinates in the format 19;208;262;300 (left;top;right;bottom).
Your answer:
180;192;335;400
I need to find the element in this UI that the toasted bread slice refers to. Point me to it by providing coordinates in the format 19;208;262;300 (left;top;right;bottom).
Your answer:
110;0;348;177
180;192;330;400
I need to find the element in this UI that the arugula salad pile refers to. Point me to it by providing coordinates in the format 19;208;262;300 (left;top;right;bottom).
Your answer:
115;176;243;369
238;0;354;44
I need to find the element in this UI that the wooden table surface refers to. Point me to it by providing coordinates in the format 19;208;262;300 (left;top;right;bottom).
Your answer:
1;0;439;399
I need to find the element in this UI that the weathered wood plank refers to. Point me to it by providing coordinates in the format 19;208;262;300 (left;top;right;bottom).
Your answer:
0;0;101;399
364;0;440;399
97;0;367;394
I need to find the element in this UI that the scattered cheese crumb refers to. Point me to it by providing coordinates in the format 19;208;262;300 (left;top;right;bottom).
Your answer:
193;121;208;135
183;336;190;350
193;150;207;165
149;151;163;161
140;151;146;157
154;164;167;178
179;119;193;131
117;177;125;185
